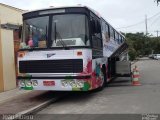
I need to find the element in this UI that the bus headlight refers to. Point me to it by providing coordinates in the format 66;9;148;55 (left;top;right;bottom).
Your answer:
69;81;77;87
61;80;68;87
61;80;84;88
25;81;32;87
19;80;25;87
32;80;38;86
77;80;84;88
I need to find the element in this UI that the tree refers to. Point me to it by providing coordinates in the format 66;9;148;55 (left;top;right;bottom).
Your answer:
125;32;160;60
156;0;160;5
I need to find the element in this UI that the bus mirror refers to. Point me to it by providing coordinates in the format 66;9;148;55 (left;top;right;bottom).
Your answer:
19;25;22;39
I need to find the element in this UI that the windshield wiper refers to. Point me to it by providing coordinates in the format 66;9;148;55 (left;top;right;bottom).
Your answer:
54;22;68;49
56;31;67;48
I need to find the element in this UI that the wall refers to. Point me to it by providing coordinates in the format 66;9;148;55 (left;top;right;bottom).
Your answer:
0;4;23;24
1;29;16;91
0;26;4;92
0;4;23;91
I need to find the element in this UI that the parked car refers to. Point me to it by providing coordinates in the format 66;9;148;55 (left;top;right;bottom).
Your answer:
149;54;152;58
149;54;156;59
154;54;160;60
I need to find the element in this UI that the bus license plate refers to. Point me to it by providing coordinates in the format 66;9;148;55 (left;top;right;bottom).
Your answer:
43;81;55;86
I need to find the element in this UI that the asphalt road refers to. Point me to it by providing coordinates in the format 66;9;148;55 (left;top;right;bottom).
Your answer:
34;59;160;120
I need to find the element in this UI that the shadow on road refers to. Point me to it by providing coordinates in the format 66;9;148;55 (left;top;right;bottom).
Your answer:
53;78;133;104
108;78;132;87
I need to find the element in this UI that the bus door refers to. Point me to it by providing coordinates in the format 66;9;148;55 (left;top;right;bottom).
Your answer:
108;57;131;80
108;57;119;79
115;61;131;77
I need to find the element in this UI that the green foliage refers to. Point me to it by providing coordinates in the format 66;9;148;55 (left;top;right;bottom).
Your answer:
128;47;137;61
125;32;160;60
156;0;160;5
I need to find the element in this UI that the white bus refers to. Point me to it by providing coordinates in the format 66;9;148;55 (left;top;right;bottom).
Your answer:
17;6;130;91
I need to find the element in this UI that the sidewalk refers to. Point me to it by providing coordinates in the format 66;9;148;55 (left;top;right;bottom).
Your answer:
0;88;64;115
0;88;31;104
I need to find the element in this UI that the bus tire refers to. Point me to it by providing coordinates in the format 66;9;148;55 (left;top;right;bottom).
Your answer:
102;65;107;87
103;68;107;87
94;68;107;92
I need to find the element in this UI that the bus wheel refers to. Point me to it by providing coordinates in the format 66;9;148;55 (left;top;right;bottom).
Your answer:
102;68;107;88
94;68;107;92
102;65;107;87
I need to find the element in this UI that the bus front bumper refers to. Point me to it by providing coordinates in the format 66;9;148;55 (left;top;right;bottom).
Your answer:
17;75;92;91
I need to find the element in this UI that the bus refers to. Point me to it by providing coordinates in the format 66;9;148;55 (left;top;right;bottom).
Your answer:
17;6;130;91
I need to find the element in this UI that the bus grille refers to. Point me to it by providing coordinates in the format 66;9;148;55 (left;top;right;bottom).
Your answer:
19;59;83;73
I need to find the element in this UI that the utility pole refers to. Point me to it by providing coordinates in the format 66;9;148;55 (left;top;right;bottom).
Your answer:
155;30;160;37
145;15;148;35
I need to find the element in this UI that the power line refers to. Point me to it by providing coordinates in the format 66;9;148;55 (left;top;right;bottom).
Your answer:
116;20;144;29
147;11;160;20
117;11;160;29
119;29;159;34
149;15;160;28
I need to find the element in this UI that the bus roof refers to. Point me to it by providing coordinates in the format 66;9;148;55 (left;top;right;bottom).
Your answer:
23;5;101;18
23;5;125;38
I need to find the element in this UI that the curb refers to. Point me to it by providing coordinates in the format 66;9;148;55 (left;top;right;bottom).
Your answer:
11;98;57;120
131;60;138;65
12;93;68;120
0;90;32;104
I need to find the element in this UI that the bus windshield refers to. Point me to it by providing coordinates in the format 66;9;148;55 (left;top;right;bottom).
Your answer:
51;14;89;47
21;14;89;49
22;16;49;49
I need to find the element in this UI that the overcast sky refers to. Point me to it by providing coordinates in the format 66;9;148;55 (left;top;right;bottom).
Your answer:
0;0;160;36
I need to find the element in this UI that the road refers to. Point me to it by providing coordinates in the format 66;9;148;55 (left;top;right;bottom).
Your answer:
34;59;160;119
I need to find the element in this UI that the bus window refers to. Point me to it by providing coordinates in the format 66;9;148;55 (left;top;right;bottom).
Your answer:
101;20;110;43
22;16;49;49
105;24;109;37
91;17;102;48
118;34;121;44
51;14;90;47
101;20;106;32
122;37;125;43
109;27;115;40
120;36;123;43
115;32;119;44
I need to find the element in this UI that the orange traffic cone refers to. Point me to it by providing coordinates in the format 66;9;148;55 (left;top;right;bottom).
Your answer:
132;65;141;86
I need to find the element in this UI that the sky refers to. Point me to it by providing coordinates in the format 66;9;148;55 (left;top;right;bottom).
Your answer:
0;0;160;36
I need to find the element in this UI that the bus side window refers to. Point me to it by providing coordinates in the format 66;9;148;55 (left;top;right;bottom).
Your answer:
101;20;105;40
118;35;121;44
101;20;106;32
109;27;115;41
105;24;110;39
101;20;110;43
115;32;119;44
91;17;102;49
119;36;121;44
122;37;124;43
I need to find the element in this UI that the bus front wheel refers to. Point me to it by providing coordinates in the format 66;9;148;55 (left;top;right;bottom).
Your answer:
95;67;107;91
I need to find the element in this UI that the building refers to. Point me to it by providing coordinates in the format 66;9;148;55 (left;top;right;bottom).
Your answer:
0;3;25;92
